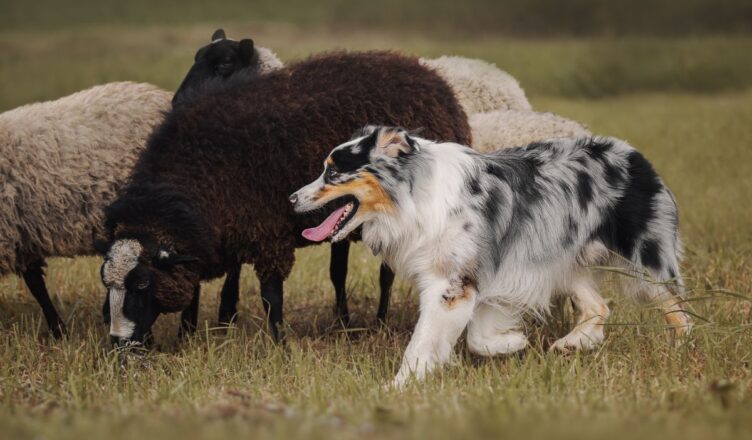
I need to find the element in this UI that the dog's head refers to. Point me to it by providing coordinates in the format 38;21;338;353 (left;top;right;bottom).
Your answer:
290;126;419;242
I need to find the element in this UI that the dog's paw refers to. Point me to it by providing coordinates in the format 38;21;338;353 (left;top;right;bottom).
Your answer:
467;330;528;357
549;326;604;353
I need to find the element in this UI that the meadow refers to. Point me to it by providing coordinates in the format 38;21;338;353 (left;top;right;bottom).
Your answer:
1;6;751;439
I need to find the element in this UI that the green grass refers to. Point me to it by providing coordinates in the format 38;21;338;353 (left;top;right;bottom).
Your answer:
1;16;752;440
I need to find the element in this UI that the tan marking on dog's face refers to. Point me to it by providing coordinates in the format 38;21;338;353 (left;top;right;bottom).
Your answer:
314;171;395;215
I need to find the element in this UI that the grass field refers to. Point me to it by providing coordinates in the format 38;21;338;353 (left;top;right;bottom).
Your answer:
1;12;752;440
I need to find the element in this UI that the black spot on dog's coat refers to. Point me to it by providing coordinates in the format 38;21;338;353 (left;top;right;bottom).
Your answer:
467;177;483;195
576;171;594;210
640;239;662;270
594;151;663;258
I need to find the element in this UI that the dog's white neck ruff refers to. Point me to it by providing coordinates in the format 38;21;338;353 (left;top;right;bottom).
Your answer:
103;239;142;338
362;142;478;282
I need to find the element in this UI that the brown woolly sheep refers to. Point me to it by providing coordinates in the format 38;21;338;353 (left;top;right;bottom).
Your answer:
174;29;386;327
0;82;171;337
99;51;471;346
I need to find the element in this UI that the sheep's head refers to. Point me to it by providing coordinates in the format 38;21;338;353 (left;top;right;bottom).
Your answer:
173;28;258;105
98;237;200;347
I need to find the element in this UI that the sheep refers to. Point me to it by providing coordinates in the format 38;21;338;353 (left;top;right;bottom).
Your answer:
0;30;288;339
469;109;592;153
173;29;283;107
99;51;472;346
0;82;172;337
173;29;396;326
419;56;532;113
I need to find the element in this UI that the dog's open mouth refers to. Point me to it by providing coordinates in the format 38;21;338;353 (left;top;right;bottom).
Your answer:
302;197;359;242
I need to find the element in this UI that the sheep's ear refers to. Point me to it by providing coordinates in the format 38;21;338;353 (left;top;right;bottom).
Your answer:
153;248;200;269
238;39;255;65
92;231;111;255
211;28;226;41
375;127;418;158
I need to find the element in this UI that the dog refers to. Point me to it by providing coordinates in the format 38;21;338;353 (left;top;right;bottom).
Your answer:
290;125;693;386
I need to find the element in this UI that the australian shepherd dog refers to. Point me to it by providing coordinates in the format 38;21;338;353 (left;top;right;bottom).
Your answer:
290;125;692;386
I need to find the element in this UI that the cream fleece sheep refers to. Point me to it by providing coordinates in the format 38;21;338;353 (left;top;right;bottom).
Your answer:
0;81;171;275
469;110;591;153
420;56;532;114
255;47;284;73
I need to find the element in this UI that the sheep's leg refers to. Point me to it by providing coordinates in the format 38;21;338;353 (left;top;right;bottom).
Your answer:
22;260;66;338
377;263;395;323
330;241;350;325
260;272;284;342
178;284;200;338
102;290;111;324
218;263;241;325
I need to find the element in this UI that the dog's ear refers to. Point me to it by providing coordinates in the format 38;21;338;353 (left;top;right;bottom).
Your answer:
375;127;418;158
211;28;226;41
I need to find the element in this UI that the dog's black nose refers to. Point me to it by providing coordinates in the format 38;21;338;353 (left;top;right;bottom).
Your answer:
289;193;298;204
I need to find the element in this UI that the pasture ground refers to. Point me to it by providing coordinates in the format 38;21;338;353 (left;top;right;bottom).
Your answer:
1;20;751;440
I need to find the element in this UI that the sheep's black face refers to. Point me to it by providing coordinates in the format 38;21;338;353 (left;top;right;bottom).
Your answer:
173;28;256;105
100;239;200;347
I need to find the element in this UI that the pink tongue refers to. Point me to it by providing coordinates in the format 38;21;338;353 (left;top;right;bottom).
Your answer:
302;206;348;242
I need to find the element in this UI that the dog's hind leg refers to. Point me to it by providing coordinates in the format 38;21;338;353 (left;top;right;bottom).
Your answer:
393;276;476;387
550;272;610;353
467;302;528;357
639;273;693;337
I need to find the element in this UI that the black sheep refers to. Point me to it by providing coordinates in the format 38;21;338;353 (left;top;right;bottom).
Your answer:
99;51;471;345
171;29;394;326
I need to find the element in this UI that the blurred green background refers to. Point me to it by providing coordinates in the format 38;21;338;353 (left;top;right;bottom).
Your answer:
2;0;752;110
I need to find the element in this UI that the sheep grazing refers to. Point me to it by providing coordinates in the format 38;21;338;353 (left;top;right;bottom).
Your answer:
99;51;472;346
469;110;591;152
0;82;172;337
419;56;532;114
175;29;392;327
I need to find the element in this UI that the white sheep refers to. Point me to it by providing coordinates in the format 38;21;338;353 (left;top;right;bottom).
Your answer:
469;110;592;153
420;56;532;114
0;81;172;337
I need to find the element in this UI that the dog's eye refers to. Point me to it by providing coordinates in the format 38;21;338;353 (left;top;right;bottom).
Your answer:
135;280;150;291
326;167;338;179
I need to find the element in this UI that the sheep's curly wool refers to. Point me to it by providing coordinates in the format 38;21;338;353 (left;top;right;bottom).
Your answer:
420;56;532;114
469;110;591;153
0;82;171;275
255;47;284;73
229;52;533;118
106;51;472;311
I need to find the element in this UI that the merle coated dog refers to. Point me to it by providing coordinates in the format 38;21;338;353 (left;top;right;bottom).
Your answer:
291;126;692;386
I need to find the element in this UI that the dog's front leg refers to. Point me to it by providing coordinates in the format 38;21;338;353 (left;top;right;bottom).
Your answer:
393;276;477;387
